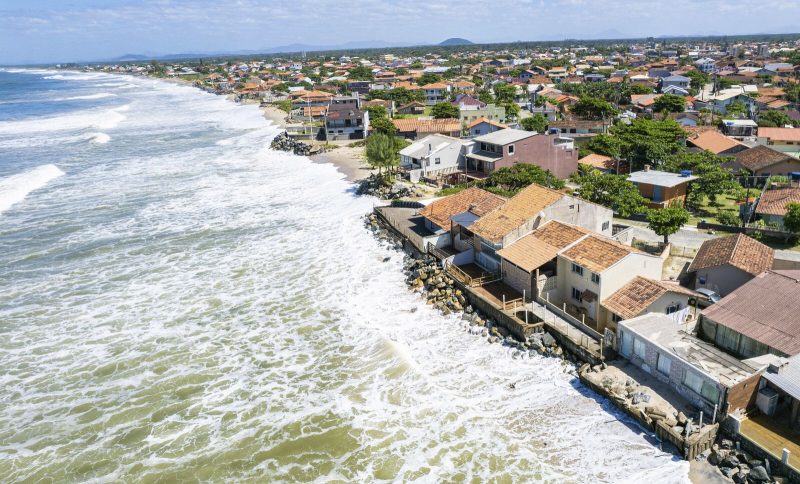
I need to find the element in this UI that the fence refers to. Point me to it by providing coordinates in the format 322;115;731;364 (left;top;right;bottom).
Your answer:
535;295;603;342
697;220;794;241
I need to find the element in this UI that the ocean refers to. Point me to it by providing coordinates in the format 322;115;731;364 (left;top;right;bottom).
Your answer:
0;69;690;483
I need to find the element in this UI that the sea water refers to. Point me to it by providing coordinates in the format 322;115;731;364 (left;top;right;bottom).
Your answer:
0;69;690;482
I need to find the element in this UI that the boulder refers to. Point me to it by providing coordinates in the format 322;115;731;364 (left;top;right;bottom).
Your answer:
748;465;770;483
541;332;556;347
719;454;740;469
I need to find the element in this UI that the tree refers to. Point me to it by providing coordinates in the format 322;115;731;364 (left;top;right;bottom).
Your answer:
573;173;648;217
784;202;800;234
758;110;792;128
647;206;689;244
479;164;564;196
348;65;374;81
654;94;686;113
626;84;653;95
503;102;521;120
570;96;618;119
417;73;442;86
725;100;749;118
366;105;387;120
585;133;623;159
478;90;495;105
610;118;686;170
685;70;710;91
365;133;405;175
431;102;459;119
493;84;517;104
663;151;736;205
276;100;293;113
521;114;548;132
370;116;397;135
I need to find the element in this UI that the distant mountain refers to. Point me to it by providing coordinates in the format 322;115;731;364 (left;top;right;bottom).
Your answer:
439;38;473;46
112;54;151;62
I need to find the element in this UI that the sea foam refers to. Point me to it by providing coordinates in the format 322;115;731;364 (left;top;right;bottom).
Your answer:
0;164;65;215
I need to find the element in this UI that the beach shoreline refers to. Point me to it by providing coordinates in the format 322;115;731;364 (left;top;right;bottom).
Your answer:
309;145;374;182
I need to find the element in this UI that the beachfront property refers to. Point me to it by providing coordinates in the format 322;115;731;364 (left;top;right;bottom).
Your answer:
601;276;700;332
464;129;578;180
398;134;475;183
324;95;369;141
617;313;763;417
417;186;506;251
627;167;698;209
466;183;613;273
393;118;462;140
687;234;775;297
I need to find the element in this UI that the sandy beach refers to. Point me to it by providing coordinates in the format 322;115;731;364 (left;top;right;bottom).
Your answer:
261;104;288;129
310;145;374;182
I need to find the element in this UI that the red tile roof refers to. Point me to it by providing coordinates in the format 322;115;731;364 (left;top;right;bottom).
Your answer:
688;233;774;276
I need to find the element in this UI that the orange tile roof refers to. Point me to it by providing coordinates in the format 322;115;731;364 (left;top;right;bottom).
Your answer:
736;145;797;172
419;187;506;230
755;187;800;216
602;276;698;320
467;117;508;130
470;184;564;244
578;153;615;171
759;127;800;142
688;233;774;276
421;82;450;90
392;118;461;134
687;130;745;154
561;235;639;273
497;221;589;272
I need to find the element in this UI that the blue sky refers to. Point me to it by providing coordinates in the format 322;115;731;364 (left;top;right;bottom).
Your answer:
2;0;799;64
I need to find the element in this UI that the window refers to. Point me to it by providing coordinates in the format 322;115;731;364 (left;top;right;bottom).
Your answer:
682;370;703;394
571;263;583;276
602;221;610;231
657;354;671;375
435;158;441;165
591;273;600;284
611;313;623;323
633;338;646;359
701;382;720;403
571;287;582;301
508;144;515;155
666;303;681;314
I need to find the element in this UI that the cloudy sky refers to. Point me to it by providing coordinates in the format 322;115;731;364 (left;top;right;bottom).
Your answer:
1;0;799;64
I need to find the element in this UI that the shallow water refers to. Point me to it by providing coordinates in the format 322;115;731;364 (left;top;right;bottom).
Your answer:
0;69;690;483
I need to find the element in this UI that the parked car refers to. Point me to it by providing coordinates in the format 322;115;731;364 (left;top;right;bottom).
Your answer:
695;288;721;308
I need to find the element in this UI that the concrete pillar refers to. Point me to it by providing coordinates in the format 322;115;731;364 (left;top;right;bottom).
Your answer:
783;448;790;465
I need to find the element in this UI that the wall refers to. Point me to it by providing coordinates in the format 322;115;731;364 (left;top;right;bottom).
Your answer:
502;259;533;297
460;104;506;123
726;371;763;414
694;265;753;297
753;159;800;176
492;134;578;179
545;195;614;236
601;253;664;303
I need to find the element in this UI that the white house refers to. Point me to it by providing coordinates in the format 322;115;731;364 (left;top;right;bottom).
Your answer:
399;134;474;183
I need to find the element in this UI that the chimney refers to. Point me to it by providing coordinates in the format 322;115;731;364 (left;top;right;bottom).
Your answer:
644;164;651;172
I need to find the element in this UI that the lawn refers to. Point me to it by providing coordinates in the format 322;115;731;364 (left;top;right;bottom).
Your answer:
686;191;748;226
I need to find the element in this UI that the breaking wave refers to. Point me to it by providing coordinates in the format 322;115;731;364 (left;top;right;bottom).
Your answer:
0;164;64;215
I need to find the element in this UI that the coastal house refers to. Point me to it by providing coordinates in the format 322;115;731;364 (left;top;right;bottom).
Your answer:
398;134;474;183
601;276;700;332
627;168;698;209
727;145;800;176
392;118;462;140
464;129;578;180
688;234;774;297
754;187;800;229
721;119;758;138
700;270;800;358
686;130;748;156
756;128;800;156
325;96;369;141
467;184;613;272
660;75;691;93
618;313;762;417
418;187;506;251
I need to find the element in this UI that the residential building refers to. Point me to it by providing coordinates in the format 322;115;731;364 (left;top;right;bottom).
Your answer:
469;183;613;272
418;187;506;250
721;119;758;138
627;168;698;209
392;118;461;140
458;104;506;124
601;276;700;332
421;82;451;105
686;130;748;156
700;270;800;358
660;75;691;92
396;101;426;115
578;153;618;173
757;127;800;156
688;234;775;297
324;96;369;141
549;118;609;138
466;118;507;138
465;129;578;179
755;187;800;228
618;313;761;416
727;145;800;176
398;134;474;183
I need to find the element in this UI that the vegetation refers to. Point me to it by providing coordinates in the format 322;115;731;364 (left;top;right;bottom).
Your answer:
663;151;736;205
365;133;407;175
276;99;293;113
573;173;648;217
521;114;548;132
348;65;374;81
417;73;442;86
653;94;686;113
480;164;564;196
758;110;793;128
647;205;690;244
431;102;460;119
571;96;618;119
784;202;800;234
607;118;686;170
370;116;397;135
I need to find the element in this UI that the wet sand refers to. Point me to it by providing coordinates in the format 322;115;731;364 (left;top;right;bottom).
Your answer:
310;146;373;182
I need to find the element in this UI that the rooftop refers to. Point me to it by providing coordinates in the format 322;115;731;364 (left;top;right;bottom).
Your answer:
627;169;698;188
603;276;699;320
419;187;506;231
473;128;536;146
735;145;797;172
702;271;800;356
687;130;746;154
561;234;640;274
496;220;589;272
469;183;564;244
620;313;758;388
688;233;774;276
758;127;800;142
755;187;800;216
